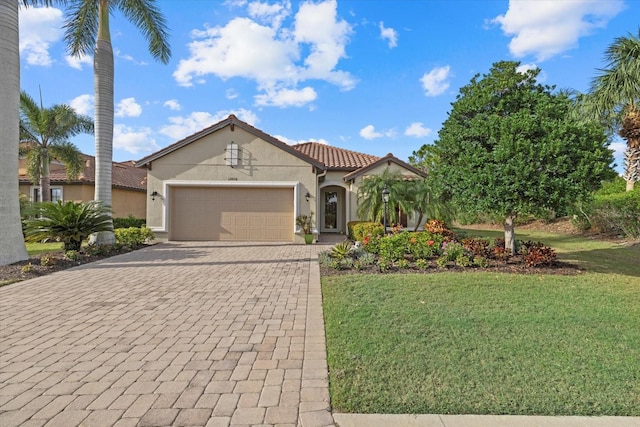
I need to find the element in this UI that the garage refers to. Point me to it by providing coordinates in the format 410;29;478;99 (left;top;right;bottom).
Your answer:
169;186;294;241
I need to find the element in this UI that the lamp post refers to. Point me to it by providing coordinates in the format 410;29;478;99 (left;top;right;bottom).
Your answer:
382;185;390;234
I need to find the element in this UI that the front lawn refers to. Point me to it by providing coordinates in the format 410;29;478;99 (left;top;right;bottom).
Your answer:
322;229;640;415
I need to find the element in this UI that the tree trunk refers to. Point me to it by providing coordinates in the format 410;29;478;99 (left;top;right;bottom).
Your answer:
504;215;516;254
0;1;28;265
40;149;51;202
90;4;115;245
624;145;639;192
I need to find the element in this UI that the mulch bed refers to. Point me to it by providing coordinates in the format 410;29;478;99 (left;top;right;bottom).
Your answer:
0;246;151;285
320;256;584;277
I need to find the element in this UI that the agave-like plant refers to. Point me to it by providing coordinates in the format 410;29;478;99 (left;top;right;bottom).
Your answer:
24;201;113;251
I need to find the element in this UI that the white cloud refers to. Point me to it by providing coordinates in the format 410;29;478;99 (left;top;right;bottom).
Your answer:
274;135;329;146
174;0;355;107
18;6;63;66
115;98;142;118
226;89;239;100
379;21;398;48
420;65;451;97
247;0;291;28
360;125;382;140
516;63;547;82
69;94;94;116
65;54;92;70
254;86;317;107
405;122;432;138
492;0;624;61
163;99;181;111
159;109;258;140
114;124;159;155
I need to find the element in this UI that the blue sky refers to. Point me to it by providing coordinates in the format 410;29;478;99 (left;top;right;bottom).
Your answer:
19;0;638;173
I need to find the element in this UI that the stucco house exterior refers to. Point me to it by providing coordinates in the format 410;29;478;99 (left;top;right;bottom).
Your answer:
135;114;426;243
19;154;147;219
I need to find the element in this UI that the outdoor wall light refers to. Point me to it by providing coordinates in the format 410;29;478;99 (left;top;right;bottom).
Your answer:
150;191;160;201
305;192;312;202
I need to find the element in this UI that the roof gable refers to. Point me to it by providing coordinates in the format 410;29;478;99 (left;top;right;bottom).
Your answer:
343;153;427;181
135;115;325;170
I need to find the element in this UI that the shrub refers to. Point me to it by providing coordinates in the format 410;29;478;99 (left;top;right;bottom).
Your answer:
462;238;491;258
40;255;55;266
115;227;155;247
415;258;429;270
351;222;384;242
440;241;467;262
473;256;490;268
362;234;383;254
330;240;353;260
318;251;332;267
113;215;145;229
407;232;444;259
84;244;115;256
524;244;557;267
357;252;376;266
64;250;80;261
455;254;472;267
21;263;33;274
590;191;640;238
378;232;410;262
424;219;455;237
395;259;409;269
23;201;113;251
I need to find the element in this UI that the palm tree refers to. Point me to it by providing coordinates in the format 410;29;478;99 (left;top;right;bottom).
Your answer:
62;0;171;244
20;90;93;202
0;1;28;265
356;170;410;225
587;29;640;191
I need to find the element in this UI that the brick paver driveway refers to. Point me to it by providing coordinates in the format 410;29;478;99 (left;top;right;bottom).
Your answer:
1;242;334;427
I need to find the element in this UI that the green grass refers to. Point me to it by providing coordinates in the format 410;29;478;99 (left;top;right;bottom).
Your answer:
322;229;640;415
26;242;63;256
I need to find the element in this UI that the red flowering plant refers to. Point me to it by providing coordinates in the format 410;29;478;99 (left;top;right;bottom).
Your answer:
407;231;444;259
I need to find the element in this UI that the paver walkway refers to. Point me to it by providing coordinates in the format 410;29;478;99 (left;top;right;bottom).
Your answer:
0;241;335;427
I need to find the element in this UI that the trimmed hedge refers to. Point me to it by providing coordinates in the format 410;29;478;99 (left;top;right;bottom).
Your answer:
114;227;155;246
348;221;384;242
113;215;146;229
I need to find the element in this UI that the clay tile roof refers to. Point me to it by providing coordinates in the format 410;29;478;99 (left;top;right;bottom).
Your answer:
19;154;147;191
292;142;379;170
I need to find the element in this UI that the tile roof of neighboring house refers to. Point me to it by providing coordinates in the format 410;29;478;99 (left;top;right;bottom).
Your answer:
19;154;147;191
292;142;380;170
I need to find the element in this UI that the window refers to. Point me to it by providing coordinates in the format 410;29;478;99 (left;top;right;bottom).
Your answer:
225;142;240;167
32;187;63;202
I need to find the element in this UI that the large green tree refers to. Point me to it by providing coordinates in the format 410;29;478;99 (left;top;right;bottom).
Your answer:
429;61;615;253
20;90;93;201
62;0;171;244
586;29;640;191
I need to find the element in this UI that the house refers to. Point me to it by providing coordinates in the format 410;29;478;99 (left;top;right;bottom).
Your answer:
135;114;426;243
18;154;147;219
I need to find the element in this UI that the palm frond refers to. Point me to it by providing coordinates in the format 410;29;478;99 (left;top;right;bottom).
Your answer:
120;0;171;63
63;0;99;57
49;142;84;181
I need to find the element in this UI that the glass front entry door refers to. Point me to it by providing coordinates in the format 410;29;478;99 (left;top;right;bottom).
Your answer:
321;188;343;233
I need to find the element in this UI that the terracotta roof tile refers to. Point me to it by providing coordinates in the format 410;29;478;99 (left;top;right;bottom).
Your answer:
292;142;379;170
19;154;146;191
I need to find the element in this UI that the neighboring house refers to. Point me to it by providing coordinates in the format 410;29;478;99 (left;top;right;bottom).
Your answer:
135;114;426;243
18;154;147;219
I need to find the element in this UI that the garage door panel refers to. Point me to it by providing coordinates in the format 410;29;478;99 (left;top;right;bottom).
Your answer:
170;187;293;241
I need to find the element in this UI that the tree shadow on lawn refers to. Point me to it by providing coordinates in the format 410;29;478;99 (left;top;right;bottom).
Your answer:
457;226;640;277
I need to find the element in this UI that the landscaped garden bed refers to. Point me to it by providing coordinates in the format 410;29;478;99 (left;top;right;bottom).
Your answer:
319;220;582;276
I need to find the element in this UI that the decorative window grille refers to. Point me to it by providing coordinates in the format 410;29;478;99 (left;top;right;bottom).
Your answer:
225;142;240;167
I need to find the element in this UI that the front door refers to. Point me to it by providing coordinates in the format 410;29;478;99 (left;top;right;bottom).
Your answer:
321;187;342;233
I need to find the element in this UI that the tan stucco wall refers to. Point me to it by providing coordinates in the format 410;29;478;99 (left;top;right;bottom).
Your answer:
19;183;145;219
145;126;317;242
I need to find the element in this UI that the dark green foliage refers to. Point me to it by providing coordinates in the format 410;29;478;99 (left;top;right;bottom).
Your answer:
23;201;113;251
113;215;146;228
427;61;615;246
572;177;640;238
329;240;353;260
114;227;155;247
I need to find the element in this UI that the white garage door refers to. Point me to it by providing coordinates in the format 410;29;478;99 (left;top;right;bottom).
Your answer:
169;186;294;241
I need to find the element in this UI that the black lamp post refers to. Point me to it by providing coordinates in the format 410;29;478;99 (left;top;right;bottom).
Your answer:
382;185;390;234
